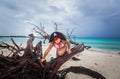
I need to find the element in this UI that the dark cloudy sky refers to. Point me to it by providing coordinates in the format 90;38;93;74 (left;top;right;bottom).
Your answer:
0;0;120;38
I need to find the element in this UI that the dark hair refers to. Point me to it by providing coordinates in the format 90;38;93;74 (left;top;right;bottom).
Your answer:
49;32;66;42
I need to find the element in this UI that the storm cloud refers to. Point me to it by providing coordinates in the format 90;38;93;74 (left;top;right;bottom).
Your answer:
0;0;120;37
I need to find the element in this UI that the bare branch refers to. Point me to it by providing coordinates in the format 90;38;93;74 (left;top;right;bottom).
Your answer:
52;21;62;32
28;22;49;43
11;38;20;51
67;28;75;39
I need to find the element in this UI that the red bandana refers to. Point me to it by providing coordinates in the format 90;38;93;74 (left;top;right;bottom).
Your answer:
54;36;60;41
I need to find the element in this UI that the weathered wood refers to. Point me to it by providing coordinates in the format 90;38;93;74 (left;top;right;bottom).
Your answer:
0;37;43;79
0;34;105;79
23;34;36;58
11;38;20;51
0;41;18;51
34;41;42;58
45;44;84;79
0;39;24;58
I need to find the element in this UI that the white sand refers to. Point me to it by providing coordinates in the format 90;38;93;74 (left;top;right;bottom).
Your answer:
1;43;120;79
43;44;120;79
59;49;120;79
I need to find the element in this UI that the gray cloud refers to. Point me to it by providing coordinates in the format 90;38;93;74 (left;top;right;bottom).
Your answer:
0;0;120;37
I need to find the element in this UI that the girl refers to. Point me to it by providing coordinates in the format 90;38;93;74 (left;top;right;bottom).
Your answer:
41;32;71;62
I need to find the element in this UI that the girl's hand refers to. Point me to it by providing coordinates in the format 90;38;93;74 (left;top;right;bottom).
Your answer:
40;58;46;63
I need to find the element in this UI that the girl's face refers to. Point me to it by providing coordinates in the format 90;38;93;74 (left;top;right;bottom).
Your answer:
54;36;61;44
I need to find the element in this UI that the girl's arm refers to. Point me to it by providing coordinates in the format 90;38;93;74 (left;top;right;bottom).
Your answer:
41;43;53;62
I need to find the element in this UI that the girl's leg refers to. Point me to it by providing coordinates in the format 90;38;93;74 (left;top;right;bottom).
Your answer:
56;49;59;57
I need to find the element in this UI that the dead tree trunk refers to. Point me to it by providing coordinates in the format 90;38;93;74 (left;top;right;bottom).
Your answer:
0;34;47;79
0;34;105;79
45;44;84;79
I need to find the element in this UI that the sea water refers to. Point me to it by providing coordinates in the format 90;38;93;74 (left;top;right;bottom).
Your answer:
70;37;120;52
0;37;120;52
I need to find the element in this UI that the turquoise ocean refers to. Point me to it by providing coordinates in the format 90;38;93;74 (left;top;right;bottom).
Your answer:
0;37;120;52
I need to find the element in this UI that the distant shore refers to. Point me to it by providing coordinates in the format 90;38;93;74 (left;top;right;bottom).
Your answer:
0;36;42;38
0;36;27;37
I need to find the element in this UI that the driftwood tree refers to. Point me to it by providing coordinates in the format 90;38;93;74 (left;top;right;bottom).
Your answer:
0;23;105;79
0;34;105;79
29;22;104;78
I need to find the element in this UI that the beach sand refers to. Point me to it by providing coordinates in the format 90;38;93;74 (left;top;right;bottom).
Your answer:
43;44;120;79
59;49;120;79
43;45;120;79
1;43;120;79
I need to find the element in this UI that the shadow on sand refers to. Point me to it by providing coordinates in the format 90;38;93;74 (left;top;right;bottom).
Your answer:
56;66;106;79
